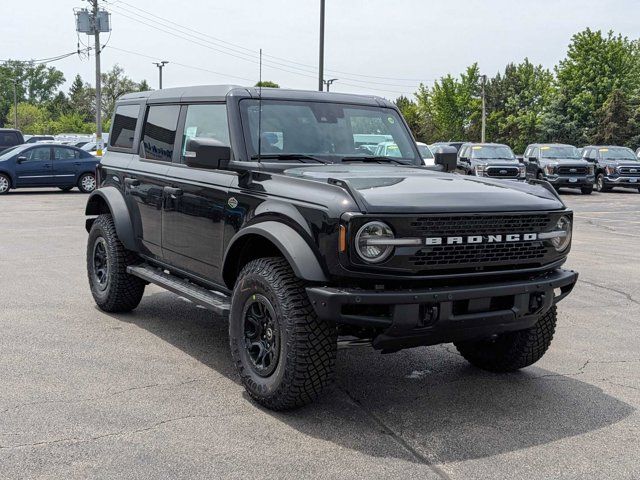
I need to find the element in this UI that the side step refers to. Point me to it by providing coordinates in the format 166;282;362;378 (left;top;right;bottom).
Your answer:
127;264;230;317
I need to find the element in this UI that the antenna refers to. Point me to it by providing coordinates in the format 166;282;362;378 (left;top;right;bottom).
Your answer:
257;48;262;163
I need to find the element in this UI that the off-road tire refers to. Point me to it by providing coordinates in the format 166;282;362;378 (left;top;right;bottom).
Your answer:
78;173;96;193
0;173;10;194
229;257;337;410
581;186;593;195
454;306;557;372
87;214;145;313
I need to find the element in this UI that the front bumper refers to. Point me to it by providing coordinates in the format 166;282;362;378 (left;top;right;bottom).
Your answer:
546;175;594;186
307;268;578;351
604;175;640;186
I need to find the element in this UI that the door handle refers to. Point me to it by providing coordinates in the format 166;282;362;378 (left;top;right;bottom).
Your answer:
125;178;140;187
164;186;183;197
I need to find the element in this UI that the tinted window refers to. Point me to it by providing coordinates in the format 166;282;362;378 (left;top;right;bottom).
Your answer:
26;147;51;161
599;147;637;161
181;104;229;161
54;147;79;160
540;145;580;159
0;132;19;146
471;145;515;160
110;104;140;149
142;105;180;161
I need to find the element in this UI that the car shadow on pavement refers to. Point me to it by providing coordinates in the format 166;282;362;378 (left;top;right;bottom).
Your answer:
106;291;635;465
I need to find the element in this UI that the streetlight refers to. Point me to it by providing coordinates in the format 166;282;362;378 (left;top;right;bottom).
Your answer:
318;0;325;91
153;61;169;89
323;78;338;92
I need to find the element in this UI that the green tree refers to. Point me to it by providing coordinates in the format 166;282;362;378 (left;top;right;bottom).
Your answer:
592;89;631;145
255;81;280;88
68;74;95;122
100;64;141;121
3;102;51;133
395;95;423;140
138;79;152;92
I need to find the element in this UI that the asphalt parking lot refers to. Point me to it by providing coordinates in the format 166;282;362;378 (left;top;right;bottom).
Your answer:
0;187;639;480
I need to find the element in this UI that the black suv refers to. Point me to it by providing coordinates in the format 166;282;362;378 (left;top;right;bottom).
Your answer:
582;145;640;192
523;143;594;195
85;86;577;410
457;143;526;180
0;129;24;153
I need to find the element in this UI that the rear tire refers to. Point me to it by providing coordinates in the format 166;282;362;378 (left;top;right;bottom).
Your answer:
58;186;73;192
87;214;145;313
78;173;96;193
229;257;337;410
454;306;557;372
0;173;10;194
581;186;593;195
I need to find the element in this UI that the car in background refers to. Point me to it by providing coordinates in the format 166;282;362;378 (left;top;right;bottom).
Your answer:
416;142;435;166
0;129;25;153
81;141;107;157
582;145;640;192
0;143;99;194
523;143;594;195
457;142;525;180
353;134;393;154
24;135;55;144
430;141;465;153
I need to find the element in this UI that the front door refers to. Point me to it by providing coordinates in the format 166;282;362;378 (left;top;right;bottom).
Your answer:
14;146;54;186
161;103;233;281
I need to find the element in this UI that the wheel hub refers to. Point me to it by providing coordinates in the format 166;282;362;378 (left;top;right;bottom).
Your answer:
0;176;8;193
82;175;96;192
92;237;109;291
242;294;280;377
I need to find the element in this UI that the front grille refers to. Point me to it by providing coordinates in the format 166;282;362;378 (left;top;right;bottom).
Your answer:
408;214;553;237
619;166;640;176
558;166;588;175
485;166;519;178
410;242;546;267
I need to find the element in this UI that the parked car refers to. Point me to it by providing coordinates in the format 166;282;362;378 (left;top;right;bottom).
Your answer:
582;145;640;192
84;85;577;410
523;143;594;195
416;142;435;166
81;141;107;156
457;142;525;180
0;143;98;194
24;135;55;144
0;128;25;153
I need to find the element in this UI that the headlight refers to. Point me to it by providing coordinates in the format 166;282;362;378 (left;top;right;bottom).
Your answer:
551;215;572;252
588;164;595;175
355;221;394;263
474;164;487;176
605;165;617;175
519;164;526;178
544;164;557;175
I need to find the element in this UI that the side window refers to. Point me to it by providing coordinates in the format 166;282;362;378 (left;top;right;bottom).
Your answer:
110;104;141;149
53;147;78;160
531;147;539;158
0;132;19;146
142;105;180;162
524;147;532;157
26;147;51;161
180;104;230;162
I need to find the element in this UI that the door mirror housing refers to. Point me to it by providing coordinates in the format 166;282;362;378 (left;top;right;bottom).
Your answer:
16;156;27;164
432;146;458;172
184;138;231;170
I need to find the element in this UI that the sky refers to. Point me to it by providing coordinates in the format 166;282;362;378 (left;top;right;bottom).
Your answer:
3;0;640;100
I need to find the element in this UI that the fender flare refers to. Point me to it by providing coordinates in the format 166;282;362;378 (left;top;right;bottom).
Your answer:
85;186;137;251
223;221;328;285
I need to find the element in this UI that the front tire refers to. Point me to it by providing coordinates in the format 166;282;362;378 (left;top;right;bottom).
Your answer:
0;173;10;194
454;306;557;372
229;257;337;410
595;173;609;192
59;186;73;192
87;214;145;313
78;173;96;193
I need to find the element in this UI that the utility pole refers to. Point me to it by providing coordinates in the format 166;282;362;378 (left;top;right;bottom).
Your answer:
13;78;18;129
91;0;103;156
323;78;338;92
480;74;487;143
318;0;325;91
153;61;168;89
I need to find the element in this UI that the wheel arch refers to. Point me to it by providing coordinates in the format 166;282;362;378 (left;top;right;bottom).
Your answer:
85;186;137;251
222;221;328;289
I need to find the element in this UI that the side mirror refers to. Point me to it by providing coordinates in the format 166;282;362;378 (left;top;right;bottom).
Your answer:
516;155;524;164
433;146;458;172
184;138;231;170
16;156;27;164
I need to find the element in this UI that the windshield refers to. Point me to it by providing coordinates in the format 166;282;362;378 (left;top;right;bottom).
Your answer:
540;145;580;159
240;99;420;164
0;144;27;160
417;144;434;159
470;145;515;160
81;142;96;151
599;147;637;161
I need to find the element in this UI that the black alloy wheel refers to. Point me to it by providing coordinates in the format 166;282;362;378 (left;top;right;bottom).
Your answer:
242;294;281;377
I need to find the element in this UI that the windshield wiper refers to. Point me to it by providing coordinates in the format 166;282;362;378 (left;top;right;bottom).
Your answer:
341;156;405;164
251;153;327;164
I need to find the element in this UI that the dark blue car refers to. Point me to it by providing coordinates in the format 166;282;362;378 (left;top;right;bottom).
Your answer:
0;144;99;194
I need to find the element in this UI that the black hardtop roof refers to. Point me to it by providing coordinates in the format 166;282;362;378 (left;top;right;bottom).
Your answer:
0;128;22;133
117;84;393;107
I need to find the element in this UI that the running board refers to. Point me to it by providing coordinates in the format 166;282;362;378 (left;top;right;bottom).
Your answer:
127;265;230;316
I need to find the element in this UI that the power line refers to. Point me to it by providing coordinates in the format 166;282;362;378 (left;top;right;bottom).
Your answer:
0;48;91;65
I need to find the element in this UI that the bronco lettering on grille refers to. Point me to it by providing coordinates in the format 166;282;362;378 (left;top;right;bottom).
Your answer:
425;233;538;245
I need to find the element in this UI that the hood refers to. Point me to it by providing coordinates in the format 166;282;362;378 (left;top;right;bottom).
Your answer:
546;158;589;166
474;158;519;165
284;165;564;213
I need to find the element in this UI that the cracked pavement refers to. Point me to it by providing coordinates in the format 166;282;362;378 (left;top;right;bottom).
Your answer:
0;188;639;479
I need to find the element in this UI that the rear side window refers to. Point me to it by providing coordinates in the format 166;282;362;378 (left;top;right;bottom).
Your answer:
0;132;19;146
110;104;140;149
142;105;180;161
54;147;79;160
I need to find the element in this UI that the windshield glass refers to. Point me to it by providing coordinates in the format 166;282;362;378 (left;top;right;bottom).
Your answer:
0;144;27;160
470;145;515;160
240;99;420;164
540;145;580;159
599;147;637;161
417;144;433;159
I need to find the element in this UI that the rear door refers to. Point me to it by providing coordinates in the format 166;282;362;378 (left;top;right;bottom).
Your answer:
161;103;234;281
52;146;81;186
14;146;54;186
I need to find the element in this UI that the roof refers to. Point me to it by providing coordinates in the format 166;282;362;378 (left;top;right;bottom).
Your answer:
462;142;511;147
0;128;21;133
117;84;393;107
527;143;575;148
